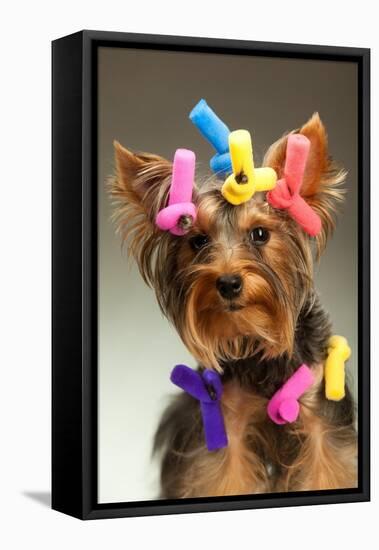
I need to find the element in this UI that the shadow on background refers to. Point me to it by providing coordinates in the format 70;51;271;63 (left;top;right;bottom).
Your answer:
23;491;51;507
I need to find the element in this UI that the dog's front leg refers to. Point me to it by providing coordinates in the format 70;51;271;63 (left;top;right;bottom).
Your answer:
275;365;358;492
154;383;273;498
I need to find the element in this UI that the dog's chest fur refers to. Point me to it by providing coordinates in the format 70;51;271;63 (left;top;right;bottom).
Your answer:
220;291;331;397
154;293;356;498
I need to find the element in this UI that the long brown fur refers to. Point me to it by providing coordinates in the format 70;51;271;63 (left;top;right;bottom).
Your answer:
110;113;357;497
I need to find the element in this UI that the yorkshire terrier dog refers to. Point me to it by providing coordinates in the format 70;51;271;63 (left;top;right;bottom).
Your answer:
111;113;357;498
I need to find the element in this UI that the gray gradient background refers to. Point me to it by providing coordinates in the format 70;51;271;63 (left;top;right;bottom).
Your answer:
98;47;358;503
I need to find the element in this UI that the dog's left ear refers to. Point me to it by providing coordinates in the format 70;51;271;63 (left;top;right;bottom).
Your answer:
264;113;346;253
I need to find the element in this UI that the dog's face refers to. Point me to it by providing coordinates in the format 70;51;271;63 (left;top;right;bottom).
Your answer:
111;114;345;370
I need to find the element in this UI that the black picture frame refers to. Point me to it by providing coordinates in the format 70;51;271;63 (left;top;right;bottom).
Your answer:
52;30;370;520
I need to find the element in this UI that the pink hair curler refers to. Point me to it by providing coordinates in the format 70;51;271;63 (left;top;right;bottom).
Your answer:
266;134;322;236
156;148;197;236
267;364;314;425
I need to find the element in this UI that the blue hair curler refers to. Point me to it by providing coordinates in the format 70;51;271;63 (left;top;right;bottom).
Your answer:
210;152;232;174
189;99;232;176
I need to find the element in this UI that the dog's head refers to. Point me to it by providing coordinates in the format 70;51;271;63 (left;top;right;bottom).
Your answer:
111;114;346;370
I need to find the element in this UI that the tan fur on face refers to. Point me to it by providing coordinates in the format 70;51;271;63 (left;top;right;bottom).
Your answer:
178;199;313;370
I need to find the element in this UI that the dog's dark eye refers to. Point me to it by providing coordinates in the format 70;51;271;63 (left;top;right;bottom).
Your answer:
189;234;209;251
250;227;270;246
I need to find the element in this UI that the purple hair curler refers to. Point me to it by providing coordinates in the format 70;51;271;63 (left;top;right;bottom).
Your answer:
170;364;228;451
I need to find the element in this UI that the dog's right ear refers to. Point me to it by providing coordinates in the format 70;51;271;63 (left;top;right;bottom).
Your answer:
111;142;173;281
112;141;172;227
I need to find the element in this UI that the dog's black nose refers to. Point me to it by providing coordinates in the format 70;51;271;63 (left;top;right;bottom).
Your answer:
216;274;243;299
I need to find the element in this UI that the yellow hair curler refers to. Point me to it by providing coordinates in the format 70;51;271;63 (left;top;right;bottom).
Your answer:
221;130;277;206
324;335;351;401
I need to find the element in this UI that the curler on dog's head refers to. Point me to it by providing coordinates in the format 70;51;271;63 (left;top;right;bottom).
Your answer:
189;100;278;195
221;130;277;205
189;99;232;176
267;134;322;236
156;148;197;236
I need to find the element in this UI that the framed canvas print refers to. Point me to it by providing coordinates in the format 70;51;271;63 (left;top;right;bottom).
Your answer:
52;30;370;519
